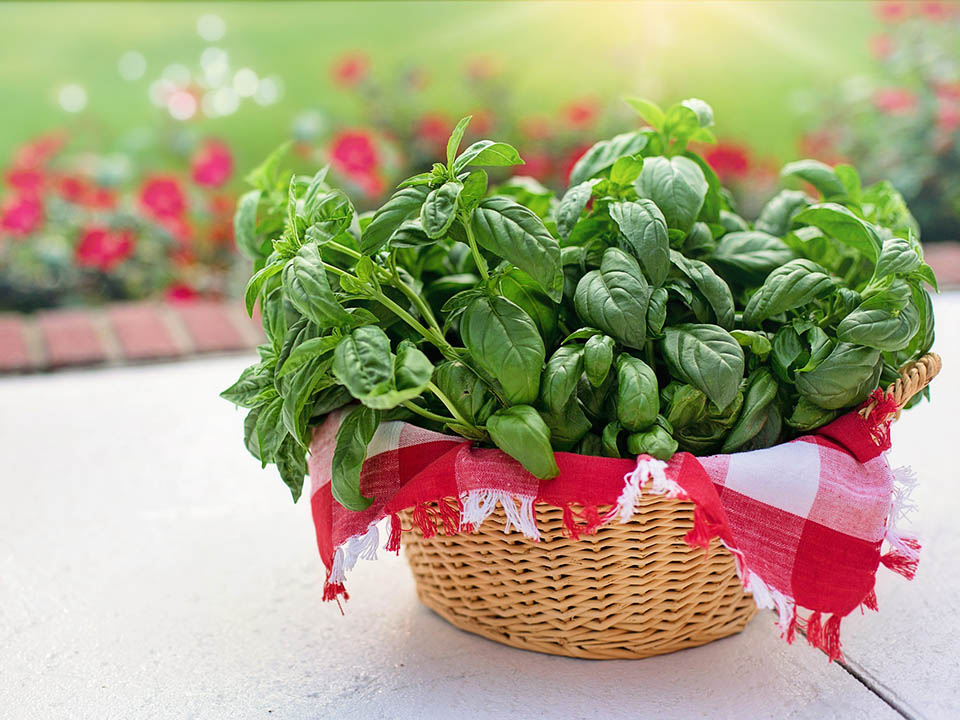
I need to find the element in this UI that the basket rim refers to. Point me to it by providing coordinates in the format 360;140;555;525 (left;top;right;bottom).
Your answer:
861;352;941;421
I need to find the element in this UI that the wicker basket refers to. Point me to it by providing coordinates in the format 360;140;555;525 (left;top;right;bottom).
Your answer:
400;354;941;660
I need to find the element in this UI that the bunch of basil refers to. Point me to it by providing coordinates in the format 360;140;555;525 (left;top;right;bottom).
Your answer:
222;98;937;511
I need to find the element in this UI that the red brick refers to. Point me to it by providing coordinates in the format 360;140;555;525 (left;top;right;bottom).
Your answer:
172;300;251;353
923;242;960;289
37;310;107;367
0;316;31;372
107;303;181;360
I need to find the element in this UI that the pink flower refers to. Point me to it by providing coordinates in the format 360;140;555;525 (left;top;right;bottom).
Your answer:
329;130;380;176
705;142;752;183
873;87;918;115
56;175;117;210
13;133;65;169
875;1;910;22
415;113;450;153
563;98;599;130
74;226;136;271
919;1;953;20
0;194;43;236
165;282;199;303
6;167;45;195
936;99;960;133
139;175;187;220
869;33;894;60
331;52;370;88
191;140;234;188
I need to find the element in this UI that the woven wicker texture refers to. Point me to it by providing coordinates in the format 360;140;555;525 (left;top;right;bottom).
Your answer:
401;353;941;660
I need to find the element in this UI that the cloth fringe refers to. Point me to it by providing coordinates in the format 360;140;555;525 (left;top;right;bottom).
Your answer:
881;465;922;580
459;489;540;541
607;457;675;524
864;388;900;447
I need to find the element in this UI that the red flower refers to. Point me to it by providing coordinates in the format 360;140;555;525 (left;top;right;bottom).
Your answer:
13;133;65;169
520;116;552;141
139;175;187;220
6;167;45;196
874;1;910;22
469;109;495;136
165;282;199;303
415;113;450;153
936;99;960;133
563;98;600;130
705;142;752;183
191;140;233;188
873;87;917;115
331;52;370;88
74;226;136;272
0;195;43;236
562;144;592;185
56;175;90;204
920;1;953;20
86;187;117;210
516;151;552;182
329;130;380;177
869;33;894;60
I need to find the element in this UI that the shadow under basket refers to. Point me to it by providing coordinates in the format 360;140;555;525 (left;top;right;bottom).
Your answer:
398;353;942;661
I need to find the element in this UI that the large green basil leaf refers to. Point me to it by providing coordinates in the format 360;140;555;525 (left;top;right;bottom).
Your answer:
360;185;430;254
626;425;678;461
253;396;285;466
721;369;778;453
540;345;584;413
574;247;650;349
244;261;283;316
453;141;523;172
664;383;707;429
499;269;558;345
278;335;340;378
876;234;923;279
332;326;394;402
742;259;836;327
460;295;545;405
471;197;563;301
670;251;735;329
556;179;601;240
486;405;559;479
568;131;649;186
785;397;839;432
331;405;381;510
636;156;707;233
234;189;266;260
433;361;497;426
609;199;670;286
420;181;462;239
795;343;882;410
837;293;921;351
539;396;592;451
282;243;355;327
584;334;615;388
661;324;744;410
709;231;796;284
781;159;846;199
754;189;810;237
275;434;308;502
791;203;882;263
616;354;659;431
280;356;331;443
221;362;276;408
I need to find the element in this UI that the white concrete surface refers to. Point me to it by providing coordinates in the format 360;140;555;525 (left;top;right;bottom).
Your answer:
1;295;957;719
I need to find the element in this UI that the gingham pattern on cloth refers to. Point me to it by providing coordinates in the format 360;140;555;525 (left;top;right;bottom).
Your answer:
308;389;919;661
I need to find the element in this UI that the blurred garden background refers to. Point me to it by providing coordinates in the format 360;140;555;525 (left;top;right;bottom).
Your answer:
1;0;958;320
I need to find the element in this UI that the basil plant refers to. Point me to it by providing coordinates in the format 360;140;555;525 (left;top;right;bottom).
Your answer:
222;98;937;511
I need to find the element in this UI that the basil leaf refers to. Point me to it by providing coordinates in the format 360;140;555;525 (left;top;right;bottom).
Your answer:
743;259;836;327
446;115;472;169
670;251;735;329
624;96;665;130
626;425;678;461
610;155;644;185
647;287;668;335
499;269;559;345
791;203;882;263
636;156;708;232
731;330;772;359
278;335;339;378
876;234;923;279
584;334;615;388
421;181;462;239
471;197;563;301
221;363;275;408
244;261;283;316
557;179;601;241
433;361;496;426
781;159;846;199
721;369;778;453
569;131;649;186
453;140;523;172
601;421;622;458
616;354;659;431
486;405;559;479
541;345;585;413
665;383;707;429
234;190;265;259
253;396;285;466
837;293;921;351
540;395;592;450
360;185;430;254
785;397;839;432
460;295;545;405
280;357;330;443
331;405;380;510
795;343;882;410
709;231;796;284
661;324;745;410
282;243;355;327
275;434;308;501
459;170;488;213
574;247;650;349
332;326;394;403
609;199;670;286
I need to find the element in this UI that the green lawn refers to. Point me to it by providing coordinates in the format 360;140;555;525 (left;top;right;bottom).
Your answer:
0;1;883;176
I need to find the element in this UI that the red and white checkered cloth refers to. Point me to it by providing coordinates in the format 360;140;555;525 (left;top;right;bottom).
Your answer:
308;389;919;661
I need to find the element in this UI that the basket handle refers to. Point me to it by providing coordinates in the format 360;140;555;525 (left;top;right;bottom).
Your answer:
860;352;942;421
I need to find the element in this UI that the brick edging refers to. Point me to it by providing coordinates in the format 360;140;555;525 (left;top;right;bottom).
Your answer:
0;300;263;374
